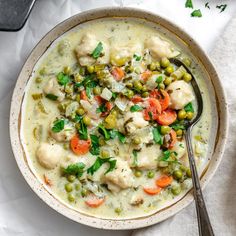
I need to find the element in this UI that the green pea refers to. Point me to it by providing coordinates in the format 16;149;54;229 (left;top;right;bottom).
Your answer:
68;193;75;202
75;74;82;82
186;111;194;120
35;77;42;83
173;170;183;180
81;188;88;197
76;94;80;103
160;126;171;135
182;58;192;67
141;85;148;92
183;73;192;82
178;109;187;120
142;92;149;98
67;175;76;183
147;171;154;178
64;66;71;74
165;66;174;75
83;116;91;126
63;143;69;150
133;137;141;145
126;82;133;89
164;77;172;86
115;207;122;214
125;89;134;99
171;185;181;195
75;184;80;191
134;81;143;91
176;129;183;136
186;168;192;178
101;149;110;158
149;62;156;71
125;65;134;73
65;85;73;94
180;165;188;172
155;61;161;70
159;83;165;90
93;86;101;95
39;68;46;76
76;108;85;115
99;137;106;146
79;67;85;76
87;65;94;74
134;170;142;177
65;183;73;192
160;57;170;68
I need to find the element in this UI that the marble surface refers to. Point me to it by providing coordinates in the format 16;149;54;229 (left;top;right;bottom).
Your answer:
0;1;236;236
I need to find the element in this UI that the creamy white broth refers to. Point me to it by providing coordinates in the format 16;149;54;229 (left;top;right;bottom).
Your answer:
21;18;215;219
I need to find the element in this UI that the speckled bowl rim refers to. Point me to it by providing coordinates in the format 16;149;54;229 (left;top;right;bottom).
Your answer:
9;7;228;230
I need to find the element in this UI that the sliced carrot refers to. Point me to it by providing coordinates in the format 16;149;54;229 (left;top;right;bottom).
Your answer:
94;95;103;105
141;70;152;81
156;175;173;188
143;186;162;195
143;98;162;121
156;109;177;126
105;101;113;111
169;130;177;149
80;90;88;100
70;135;91;155
43;174;52;187
85;195;105;208
150;89;170;111
111;67;125;81
131;95;143;104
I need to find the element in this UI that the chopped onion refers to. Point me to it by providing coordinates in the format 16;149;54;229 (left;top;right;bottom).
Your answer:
65;102;78;118
111;80;125;93
115;96;129;111
101;87;112;101
80;100;99;119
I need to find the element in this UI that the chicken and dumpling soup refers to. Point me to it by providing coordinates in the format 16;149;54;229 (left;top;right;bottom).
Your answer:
22;18;213;219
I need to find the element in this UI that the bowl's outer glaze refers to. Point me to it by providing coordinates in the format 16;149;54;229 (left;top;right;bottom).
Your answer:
9;7;228;230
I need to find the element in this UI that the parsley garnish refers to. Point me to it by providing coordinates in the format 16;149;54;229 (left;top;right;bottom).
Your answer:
57;72;70;86
130;105;143;112
216;4;227;13
90;134;100;155
184;102;194;112
156;75;163;84
205;2;210;9
133;54;142;61
63;162;85;177
98;124;110;140
185;0;193;9
45;93;58;101
132;150;138;166
191;9;202;17
91;42;103;59
152;127;162;145
51;119;65;133
96;104;106;113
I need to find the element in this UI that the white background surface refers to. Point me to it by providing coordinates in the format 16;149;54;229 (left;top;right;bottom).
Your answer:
0;0;236;236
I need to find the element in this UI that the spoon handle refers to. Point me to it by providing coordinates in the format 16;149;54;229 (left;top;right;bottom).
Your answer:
185;128;215;236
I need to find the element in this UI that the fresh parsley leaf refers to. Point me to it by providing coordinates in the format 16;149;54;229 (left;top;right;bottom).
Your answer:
98;124;110;140
46;93;58;101
148;111;153;121
52;119;65;133
86;86;92;99
63;162;85;177
132;150;138;166
179;143;184;148
156;75;163;84
78;119;88;140
112;92;118;99
161;150;171;161
75;74;97;88
116;131;126;143
185;0;193;9
130;105;143;112
87;157;116;175
152;127;162;145
191;9;202;17
90;134;100;155
96;104;106;113
184;102;194;112
57;72;70;86
205;2;210;9
133;53;141;61
171;122;186;131
216;4;227;13
91;42;103;59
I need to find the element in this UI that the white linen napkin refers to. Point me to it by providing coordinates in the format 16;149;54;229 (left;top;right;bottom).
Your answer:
0;1;236;236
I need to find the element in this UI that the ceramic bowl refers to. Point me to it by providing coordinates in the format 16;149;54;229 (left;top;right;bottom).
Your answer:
9;7;228;230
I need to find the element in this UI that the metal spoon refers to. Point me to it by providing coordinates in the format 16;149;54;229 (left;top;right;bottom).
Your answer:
170;58;214;236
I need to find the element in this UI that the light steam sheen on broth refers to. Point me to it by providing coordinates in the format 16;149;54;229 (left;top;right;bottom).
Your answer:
22;18;212;219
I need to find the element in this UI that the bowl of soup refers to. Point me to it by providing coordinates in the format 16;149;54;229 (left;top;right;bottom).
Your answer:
10;7;228;229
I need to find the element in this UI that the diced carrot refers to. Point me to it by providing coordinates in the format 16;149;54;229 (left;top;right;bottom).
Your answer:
150;89;170;111
143;186;162;195
105;101;113;111
141;70;152;81
156;109;177;126
169;130;177;149
156;175;173;188
131;95;143;104
85;195;105;208
70;135;91;155
143;98;162;121
80;90;88;100
94;95;103;105
111;67;125;81
43;174;52;187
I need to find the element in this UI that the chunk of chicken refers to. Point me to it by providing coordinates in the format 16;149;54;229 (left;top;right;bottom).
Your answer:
103;159;134;192
49;120;76;142
75;33;109;66
130;193;144;206
110;42;142;66
124;112;149;134
36;142;63;169
43;78;65;102
145;36;177;60
171;140;186;159
166;80;195;110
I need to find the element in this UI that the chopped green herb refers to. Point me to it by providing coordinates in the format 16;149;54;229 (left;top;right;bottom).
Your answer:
45;93;58;101
148;111;153;121
91;42;103;59
132;150;138;166
85;86;92;99
179;143;184;148
116;131;126;143
191;9;202;17
205;2;210;9
112;92;118;99
52;119;65;133
152;127;162;145
133;54;141;61
156;75;163;84
87;157;116;175
185;0;193;8
130;105;143;112
57;72;70;86
171;122;186;131
160;150;178;163
63;162;85;177
79;119;88;140
98;124;110;140
184;102;194;112
216;4;227;13
90;134;100;155
96;104;106;113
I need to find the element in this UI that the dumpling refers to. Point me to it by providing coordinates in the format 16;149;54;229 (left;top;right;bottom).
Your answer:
43;77;65;102
36;142;63;169
75;33;109;66
166;80;195;110
145;36;177;60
